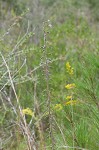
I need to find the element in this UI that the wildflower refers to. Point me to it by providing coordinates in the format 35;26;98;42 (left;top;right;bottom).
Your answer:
66;62;74;75
54;104;63;111
22;108;34;116
66;95;72;100
65;100;78;106
65;83;76;89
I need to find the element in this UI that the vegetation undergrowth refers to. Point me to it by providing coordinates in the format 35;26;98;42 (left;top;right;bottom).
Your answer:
0;1;99;150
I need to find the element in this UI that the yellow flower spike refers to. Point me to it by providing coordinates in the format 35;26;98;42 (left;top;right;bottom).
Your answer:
70;68;74;75
66;96;72;100
22;108;34;116
65;100;78;106
54;104;63;111
65;83;76;89
66;62;74;75
66;62;71;69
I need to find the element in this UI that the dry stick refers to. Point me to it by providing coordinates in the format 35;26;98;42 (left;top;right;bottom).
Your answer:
10;20;30;56
0;52;21;109
43;21;55;150
0;52;37;150
0;59;26;114
0;58;26;92
0;17;21;42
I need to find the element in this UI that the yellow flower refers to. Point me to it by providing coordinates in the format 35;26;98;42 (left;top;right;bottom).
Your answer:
66;96;72;100
65;100;78;106
54;104;63;111
66;62;74;75
22;108;34;116
65;83;76;89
